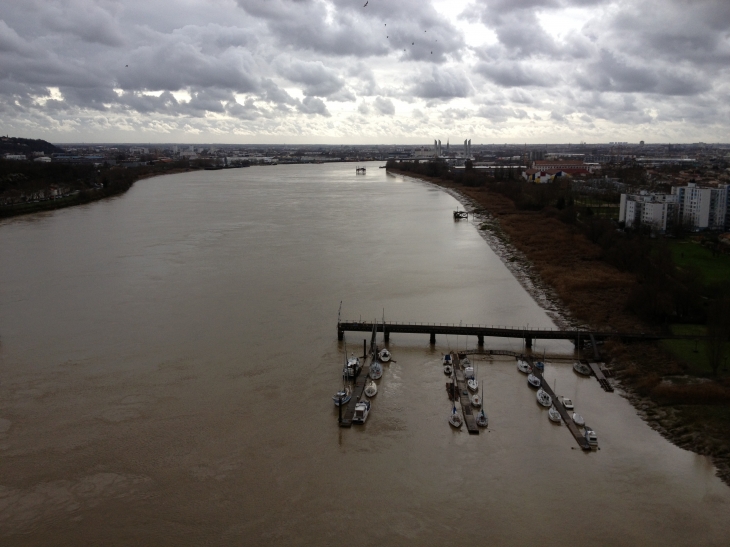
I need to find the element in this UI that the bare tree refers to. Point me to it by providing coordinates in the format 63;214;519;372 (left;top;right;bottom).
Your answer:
707;298;729;376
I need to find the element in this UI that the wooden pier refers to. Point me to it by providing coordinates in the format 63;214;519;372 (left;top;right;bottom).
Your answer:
452;353;479;434
339;324;378;428
337;319;701;349
526;356;591;450
588;361;614;392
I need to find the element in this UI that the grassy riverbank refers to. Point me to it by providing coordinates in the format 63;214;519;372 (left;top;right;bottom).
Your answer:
388;166;730;484
0;161;198;219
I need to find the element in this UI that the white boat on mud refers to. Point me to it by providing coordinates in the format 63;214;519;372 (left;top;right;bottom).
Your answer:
476;408;488;428
536;388;552;407
527;374;541;389
467;378;478;392
448;407;463;429
517;359;531;374
443;364;453;375
364;380;378;398
574;362;592;376
369;361;383;380
344;354;361;379
471;393;482;407
442;354;453;366
572;412;585;427
352;400;371;424
378;348;391;362
562;397;574;410
548;405;562;423
584;426;598;447
332;387;351;406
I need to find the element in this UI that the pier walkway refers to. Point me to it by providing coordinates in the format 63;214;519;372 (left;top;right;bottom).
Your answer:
527;356;591;450
588;361;614;392
453;353;479;435
338;320;695;348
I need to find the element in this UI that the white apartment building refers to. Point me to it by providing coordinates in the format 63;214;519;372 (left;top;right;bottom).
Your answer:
619;192;677;233
620;183;729;232
672;182;729;231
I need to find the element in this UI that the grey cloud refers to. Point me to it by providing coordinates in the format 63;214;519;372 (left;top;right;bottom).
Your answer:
275;59;345;98
411;67;474;100
373;97;395;115
298;96;330;116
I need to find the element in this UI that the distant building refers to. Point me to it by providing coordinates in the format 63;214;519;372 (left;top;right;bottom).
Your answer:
672;182;729;231
3;154;27;160
619;183;729;232
531;160;592;175
619;192;677;233
522;169;571;184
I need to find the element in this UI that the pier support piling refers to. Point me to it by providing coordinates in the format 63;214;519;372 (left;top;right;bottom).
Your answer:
477;334;484;346
338;330;343;341
525;336;533;349
429;332;436;344
384;330;390;343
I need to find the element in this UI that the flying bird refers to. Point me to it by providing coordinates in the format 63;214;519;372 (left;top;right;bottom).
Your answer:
363;1;368;6
125;64;128;67
412;42;414;45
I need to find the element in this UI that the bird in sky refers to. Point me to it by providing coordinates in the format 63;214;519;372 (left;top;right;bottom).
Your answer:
125;64;128;67
363;1;368;6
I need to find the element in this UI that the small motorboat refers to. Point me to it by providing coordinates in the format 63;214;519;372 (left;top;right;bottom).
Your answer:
378;348;391;362
461;356;471;366
343;354;361;379
527;374;541;389
464;366;475;379
573;362;592;376
453;209;468;220
535;361;545;372
562;397;574;410
352;400;371;424
369;361;383;380
471;393;482;407
548;405;562;423
443;364;453;375
332;387;351;406
517;359;531;374
442;354;453;366
476;408;488;428
467;378;478;392
584;426;598;447
364;380;378;398
448;407;463;429
536;388;552;407
572;412;585;427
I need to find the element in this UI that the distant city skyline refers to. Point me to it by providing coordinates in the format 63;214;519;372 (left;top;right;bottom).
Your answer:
1;0;729;144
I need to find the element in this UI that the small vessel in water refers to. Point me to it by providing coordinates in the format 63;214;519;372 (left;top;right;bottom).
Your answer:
378;348;391;362
584;426;598;447
548;405;562;423
344;354;361;379
442;354;453;367
453;209;468;220
535;361;545;372
471;392;482;407
562;397;574;410
572;412;585;427
369;361;383;380
536;388;552;407
574;362;592;376
517;359;531;374
443;364;453;375
352;400;371;424
332;386;351;406
467;378;478;392
461;356;471;366
448;406;463;428
464;366;474;379
476;408;488;428
364;380;378;398
527;373;541;389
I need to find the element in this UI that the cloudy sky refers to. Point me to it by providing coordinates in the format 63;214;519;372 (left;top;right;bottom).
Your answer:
1;0;729;144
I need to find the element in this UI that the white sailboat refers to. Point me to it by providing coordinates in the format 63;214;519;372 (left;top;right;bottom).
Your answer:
548;405;562;423
536;388;552;407
364;380;377;398
378;348;391;362
572;412;585;427
369;360;383;380
527;373;541;389
517;359;531;374
449;406;463;428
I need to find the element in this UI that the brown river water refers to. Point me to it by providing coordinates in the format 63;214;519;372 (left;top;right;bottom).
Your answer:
1;162;729;545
